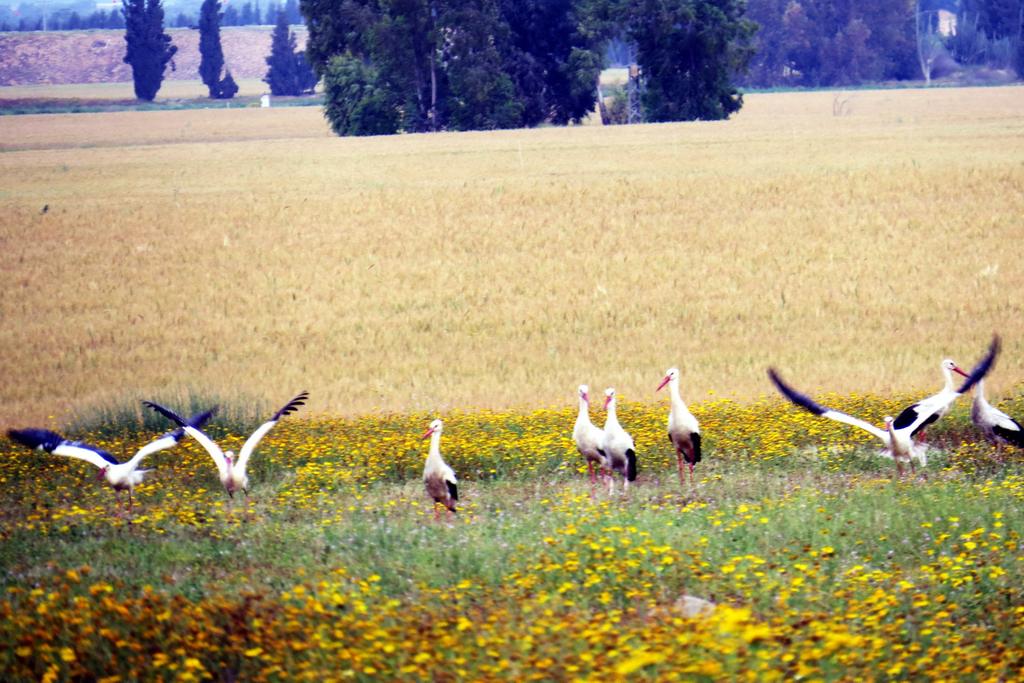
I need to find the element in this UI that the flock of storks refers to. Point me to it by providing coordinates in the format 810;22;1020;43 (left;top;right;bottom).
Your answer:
5;335;1021;516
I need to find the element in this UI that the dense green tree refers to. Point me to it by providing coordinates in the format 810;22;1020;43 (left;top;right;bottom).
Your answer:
780;0;917;86
444;0;523;129
499;0;601;125
622;0;755;121
742;0;790;86
264;10;319;95
198;0;226;97
302;0;604;134
122;0;177;101
323;53;402;135
961;0;1024;75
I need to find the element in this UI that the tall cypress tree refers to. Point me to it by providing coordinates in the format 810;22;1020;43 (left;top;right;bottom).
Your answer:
198;0;225;97
265;11;297;95
122;0;177;101
264;10;317;95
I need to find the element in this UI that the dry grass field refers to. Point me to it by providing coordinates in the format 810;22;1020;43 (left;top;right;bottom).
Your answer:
1;85;1023;426
0;78;272;100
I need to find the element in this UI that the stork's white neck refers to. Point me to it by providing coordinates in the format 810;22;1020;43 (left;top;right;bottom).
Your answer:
605;398;620;429
941;366;955;393
577;395;590;422
668;378;688;412
427;430;443;463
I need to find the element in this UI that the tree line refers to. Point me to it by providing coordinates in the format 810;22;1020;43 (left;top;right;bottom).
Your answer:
0;0;303;32
742;0;1024;88
23;0;1024;135
305;0;755;135
122;0;316;101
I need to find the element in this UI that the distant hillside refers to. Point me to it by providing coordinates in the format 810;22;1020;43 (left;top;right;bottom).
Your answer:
0;26;307;86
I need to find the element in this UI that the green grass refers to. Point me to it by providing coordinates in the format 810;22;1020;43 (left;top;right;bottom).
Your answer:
2;394;1023;680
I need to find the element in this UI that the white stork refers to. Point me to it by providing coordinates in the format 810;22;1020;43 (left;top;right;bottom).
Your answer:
573;384;609;487
422;418;458;517
914;358;971;440
769;335;999;476
144;391;308;497
657;367;702;486
971;378;1024;453
602;388;637;491
7;407;215;511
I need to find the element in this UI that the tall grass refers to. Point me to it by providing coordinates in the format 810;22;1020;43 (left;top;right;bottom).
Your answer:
64;389;270;437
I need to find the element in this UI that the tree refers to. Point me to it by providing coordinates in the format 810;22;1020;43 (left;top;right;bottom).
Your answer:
741;0;791;86
219;69;240;97
198;0;226;97
122;0;178;101
444;0;523;130
323;53;401;135
499;0;603;125
916;0;944;84
264;10;319;95
284;0;302;23
301;0;605;134
779;0;917;87
623;0;755;121
961;0;1024;76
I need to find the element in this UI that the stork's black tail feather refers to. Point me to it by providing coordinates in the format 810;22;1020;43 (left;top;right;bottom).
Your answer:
626;449;637;481
994;424;1024;448
691;432;702;464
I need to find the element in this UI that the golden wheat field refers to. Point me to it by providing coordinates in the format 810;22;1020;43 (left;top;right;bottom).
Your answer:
1;85;1023;427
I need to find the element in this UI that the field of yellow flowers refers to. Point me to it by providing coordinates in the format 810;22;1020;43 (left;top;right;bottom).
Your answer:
2;390;1023;681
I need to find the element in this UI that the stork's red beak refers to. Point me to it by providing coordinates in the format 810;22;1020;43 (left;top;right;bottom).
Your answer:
422;428;434;440
96;469;106;481
656;376;671;392
953;366;969;378
582;392;589;403
603;395;612;409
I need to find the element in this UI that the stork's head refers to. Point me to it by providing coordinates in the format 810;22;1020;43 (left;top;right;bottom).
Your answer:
225;451;235;464
578;385;589;404
883;416;895;430
603;388;616;409
422;419;443;439
657;367;679;392
942;358;969;378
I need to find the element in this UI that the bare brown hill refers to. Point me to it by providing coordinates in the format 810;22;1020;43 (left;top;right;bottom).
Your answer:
0;26;306;86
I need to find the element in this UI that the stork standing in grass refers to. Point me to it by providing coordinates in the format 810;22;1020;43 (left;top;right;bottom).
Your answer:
971;378;1024;455
768;335;1000;476
573;384;609;488
7;407;215;512
602;388;637;491
657;367;702;486
145;391;308;498
422;418;458;517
